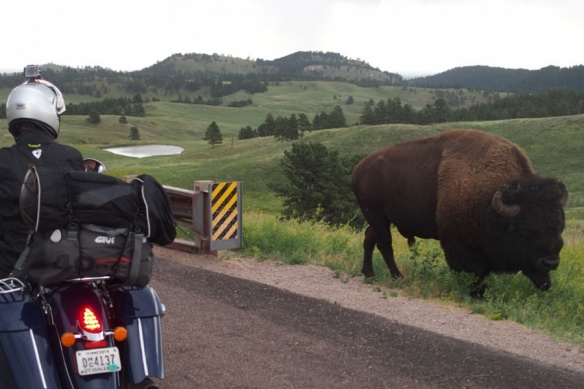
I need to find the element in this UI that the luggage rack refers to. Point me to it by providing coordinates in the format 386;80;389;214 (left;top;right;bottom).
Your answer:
65;276;111;282
0;277;26;294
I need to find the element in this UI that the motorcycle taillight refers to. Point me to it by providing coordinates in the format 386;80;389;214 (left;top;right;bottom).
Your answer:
78;306;103;337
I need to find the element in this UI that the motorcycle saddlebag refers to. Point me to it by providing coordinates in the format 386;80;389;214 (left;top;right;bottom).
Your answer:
110;286;165;382
0;281;61;388
21;224;154;287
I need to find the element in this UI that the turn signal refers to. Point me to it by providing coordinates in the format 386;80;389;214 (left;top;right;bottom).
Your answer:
113;326;128;342
61;332;76;347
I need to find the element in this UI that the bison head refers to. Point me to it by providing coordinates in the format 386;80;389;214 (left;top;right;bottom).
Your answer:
486;176;568;291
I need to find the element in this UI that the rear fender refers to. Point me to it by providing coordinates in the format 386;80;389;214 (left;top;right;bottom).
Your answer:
44;282;111;332
44;283;119;389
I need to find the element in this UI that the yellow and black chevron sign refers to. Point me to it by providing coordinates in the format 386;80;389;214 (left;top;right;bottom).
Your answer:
211;182;239;241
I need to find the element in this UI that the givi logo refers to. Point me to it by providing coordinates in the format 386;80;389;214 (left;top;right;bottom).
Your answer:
95;236;115;244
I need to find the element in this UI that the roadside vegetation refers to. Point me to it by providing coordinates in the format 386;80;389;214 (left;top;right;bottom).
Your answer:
241;212;584;347
0;77;581;348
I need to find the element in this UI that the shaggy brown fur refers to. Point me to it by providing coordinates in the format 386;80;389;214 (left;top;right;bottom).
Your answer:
352;129;567;294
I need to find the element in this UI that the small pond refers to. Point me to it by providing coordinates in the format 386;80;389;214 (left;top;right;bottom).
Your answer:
105;145;184;158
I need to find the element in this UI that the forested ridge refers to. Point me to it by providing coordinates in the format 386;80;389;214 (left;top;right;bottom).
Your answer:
1;51;583;125
0;51;401;98
2;51;582;98
409;65;584;93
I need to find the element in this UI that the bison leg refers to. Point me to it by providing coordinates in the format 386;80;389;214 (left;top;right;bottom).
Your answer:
470;279;487;299
407;237;415;249
365;220;403;279
441;240;490;297
362;226;376;277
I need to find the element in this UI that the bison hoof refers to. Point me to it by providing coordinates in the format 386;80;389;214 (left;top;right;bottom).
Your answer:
470;284;487;299
361;268;375;278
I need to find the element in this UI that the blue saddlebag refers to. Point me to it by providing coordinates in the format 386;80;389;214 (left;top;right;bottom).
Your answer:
0;279;61;389
110;285;165;383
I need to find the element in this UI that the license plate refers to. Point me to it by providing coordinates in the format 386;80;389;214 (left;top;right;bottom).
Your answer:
76;347;121;376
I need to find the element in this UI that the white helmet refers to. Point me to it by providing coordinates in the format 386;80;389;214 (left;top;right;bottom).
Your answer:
6;79;66;139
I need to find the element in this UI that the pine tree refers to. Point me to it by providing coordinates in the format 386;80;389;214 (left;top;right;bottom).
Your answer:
86;110;101;124
129;126;140;140
329;105;347;128
203;121;223;146
268;141;365;227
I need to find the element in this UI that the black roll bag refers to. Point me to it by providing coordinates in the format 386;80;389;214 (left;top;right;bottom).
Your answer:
21;224;153;286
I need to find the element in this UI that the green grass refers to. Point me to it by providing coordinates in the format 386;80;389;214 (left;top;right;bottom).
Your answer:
1;82;582;347
44;113;581;218
2;81;490;134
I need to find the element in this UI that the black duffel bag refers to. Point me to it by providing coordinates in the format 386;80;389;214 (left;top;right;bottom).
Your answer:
20;164;176;246
17;224;153;286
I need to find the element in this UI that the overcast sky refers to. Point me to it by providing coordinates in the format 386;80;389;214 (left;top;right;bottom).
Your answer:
2;0;582;77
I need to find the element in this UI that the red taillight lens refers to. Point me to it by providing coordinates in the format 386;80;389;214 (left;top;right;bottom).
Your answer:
85;340;108;349
79;306;102;334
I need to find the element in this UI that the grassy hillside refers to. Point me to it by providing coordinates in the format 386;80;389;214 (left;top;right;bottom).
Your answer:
95;116;584;221
1;82;580;218
1;81;491;126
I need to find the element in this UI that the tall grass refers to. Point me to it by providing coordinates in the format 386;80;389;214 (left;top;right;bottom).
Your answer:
240;211;584;347
241;211;363;273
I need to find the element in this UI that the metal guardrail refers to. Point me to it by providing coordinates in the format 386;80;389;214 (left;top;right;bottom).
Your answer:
163;185;201;253
162;181;243;255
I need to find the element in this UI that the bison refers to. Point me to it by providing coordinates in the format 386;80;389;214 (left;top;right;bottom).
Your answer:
351;129;568;295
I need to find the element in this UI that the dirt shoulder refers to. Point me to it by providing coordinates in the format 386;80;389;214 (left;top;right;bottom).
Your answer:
153;246;584;374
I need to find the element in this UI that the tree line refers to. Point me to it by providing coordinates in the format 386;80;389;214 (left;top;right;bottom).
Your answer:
358;89;584;125
64;95;148;117
409;65;584;93
238;105;347;141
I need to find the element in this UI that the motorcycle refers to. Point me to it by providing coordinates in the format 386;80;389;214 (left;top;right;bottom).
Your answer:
0;160;169;388
0;277;164;388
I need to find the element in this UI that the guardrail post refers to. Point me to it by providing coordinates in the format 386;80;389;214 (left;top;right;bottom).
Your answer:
193;180;216;256
209;181;243;252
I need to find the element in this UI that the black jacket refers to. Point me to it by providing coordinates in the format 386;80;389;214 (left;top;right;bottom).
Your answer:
0;130;84;276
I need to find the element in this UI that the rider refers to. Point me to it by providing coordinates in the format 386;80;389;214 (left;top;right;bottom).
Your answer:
0;68;161;389
0;69;84;277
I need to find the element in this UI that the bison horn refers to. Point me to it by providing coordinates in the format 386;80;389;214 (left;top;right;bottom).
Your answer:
492;189;520;218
